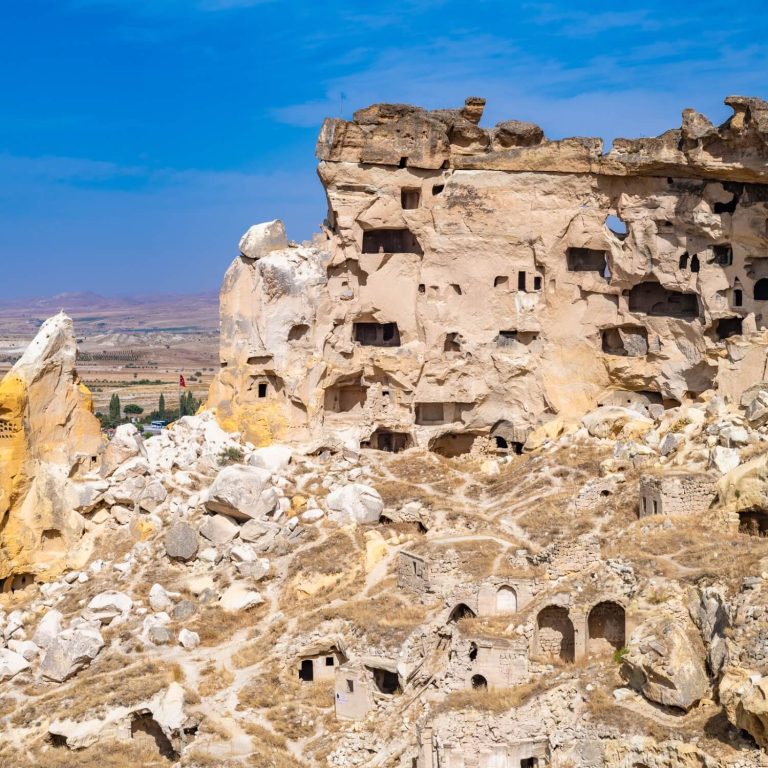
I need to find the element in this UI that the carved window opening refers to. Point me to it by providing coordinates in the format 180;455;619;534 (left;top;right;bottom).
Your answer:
628;283;698;318
679;252;689;270
469;642;478;661
534;275;542;291
257;382;268;398
518;271;527;292
714;195;738;214
361;228;422;255
690;254;700;273
353;322;401;347
288;324;310;342
715;317;742;341
450;283;462;295
713;245;733;266
418;284;425;294
494;276;508;288
566;247;608;275
370;429;410;453
432;184;445;196
415;403;445;425
739;508;768;536
372;668;400;695
470;674;487;689
400;188;420;209
444;332;461;352
601;326;648;357
755;279;768;301
606;214;628;239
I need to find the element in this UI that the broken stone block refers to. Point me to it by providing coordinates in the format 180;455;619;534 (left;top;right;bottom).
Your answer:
165;523;199;561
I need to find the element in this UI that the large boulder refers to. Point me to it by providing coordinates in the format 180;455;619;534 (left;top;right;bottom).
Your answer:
720;667;768;747
248;445;292;472
204;465;278;521
40;626;104;682
220;583;264;612
32;609;63;649
0;649;30;681
82;591;133;624
239;219;288;260
620;619;709;711
165;523;199;561
687;587;731;676
199;513;240;545
101;424;147;477
326;483;384;525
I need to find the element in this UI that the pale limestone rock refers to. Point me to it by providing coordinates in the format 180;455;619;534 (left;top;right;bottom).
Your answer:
41;626;104;682
0;648;30;681
83;591;133;624
199;513;240;544
149;583;173;613
205;465;278;521
32;609;63;648
8;639;39;661
621;619;708;711
178;628;200;650
720;667;768;747
220;583;264;611
709;445;741;474
249;444;292;472
0;315;102;581
239;219;288;260
326;483;384;525
101;424;147;477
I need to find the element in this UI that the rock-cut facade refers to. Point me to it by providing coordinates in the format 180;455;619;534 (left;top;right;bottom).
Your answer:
209;95;768;452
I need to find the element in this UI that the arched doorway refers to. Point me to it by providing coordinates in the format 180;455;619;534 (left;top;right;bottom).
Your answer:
448;603;476;623
588;601;626;653
496;585;517;613
471;674;487;689
537;606;575;663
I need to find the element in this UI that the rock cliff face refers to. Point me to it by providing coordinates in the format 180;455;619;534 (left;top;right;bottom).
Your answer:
211;96;768;453
0;313;102;583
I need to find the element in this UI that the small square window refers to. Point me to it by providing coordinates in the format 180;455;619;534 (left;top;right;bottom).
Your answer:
346;679;354;693
325;656;334;666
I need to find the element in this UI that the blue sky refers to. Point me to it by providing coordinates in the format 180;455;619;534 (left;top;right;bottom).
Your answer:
1;1;767;298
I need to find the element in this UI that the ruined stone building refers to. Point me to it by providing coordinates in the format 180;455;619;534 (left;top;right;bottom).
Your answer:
638;470;717;517
210;95;768;452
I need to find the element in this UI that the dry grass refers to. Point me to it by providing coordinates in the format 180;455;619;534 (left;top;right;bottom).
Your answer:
237;665;333;741
183;602;267;646
198;662;235;697
295;592;433;647
29;738;169;768
290;528;362;575
240;723;302;768
13;659;183;727
433;680;544;714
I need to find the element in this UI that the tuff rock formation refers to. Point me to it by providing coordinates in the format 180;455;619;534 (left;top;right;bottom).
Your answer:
0;312;102;584
210;95;768;457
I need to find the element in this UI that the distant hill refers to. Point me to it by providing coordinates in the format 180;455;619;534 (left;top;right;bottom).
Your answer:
0;291;220;336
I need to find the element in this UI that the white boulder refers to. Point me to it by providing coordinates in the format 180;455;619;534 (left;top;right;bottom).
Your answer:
326;483;384;525
205;465;278;521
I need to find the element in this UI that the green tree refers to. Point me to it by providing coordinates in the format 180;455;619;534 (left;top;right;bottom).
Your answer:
159;393;166;418
109;394;121;421
124;404;143;415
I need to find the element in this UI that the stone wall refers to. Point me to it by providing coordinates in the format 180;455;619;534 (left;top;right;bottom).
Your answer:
639;472;717;517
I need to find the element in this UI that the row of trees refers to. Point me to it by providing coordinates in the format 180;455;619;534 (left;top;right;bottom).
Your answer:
97;391;202;430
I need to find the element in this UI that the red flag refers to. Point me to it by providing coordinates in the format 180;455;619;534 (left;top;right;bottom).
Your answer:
179;374;186;388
